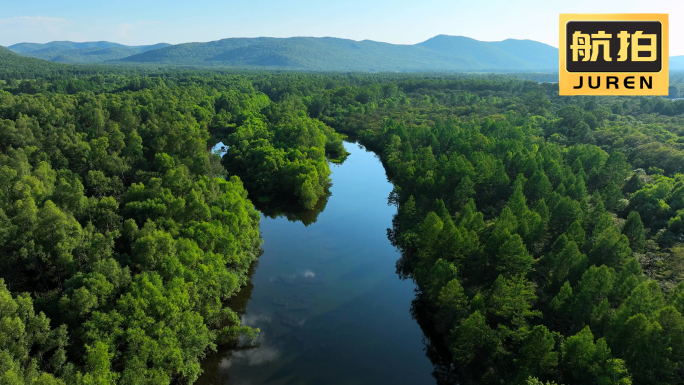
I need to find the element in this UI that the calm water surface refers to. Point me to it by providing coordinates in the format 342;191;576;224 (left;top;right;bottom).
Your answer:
198;142;434;384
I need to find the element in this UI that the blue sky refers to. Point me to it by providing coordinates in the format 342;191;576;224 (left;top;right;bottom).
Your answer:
1;0;683;55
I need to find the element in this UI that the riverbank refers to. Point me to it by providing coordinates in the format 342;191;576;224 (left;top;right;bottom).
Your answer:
198;141;434;384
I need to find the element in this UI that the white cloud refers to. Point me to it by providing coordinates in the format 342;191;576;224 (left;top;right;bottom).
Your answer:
0;16;163;46
114;21;161;43
0;16;66;35
0;16;86;44
241;313;272;326
117;23;135;40
0;16;66;25
226;345;281;367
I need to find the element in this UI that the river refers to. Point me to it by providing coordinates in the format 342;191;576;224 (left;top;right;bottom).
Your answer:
198;141;435;384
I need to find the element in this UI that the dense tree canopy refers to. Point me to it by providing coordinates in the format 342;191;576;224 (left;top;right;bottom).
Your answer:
0;78;273;384
299;74;684;384
2;68;684;384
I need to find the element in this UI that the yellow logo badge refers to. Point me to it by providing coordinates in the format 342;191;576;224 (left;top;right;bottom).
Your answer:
559;14;669;95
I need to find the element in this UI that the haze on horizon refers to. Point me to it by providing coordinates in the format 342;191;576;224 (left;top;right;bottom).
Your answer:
1;0;683;55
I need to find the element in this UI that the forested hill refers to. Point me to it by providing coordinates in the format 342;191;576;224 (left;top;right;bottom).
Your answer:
118;35;559;71
8;41;171;64
0;46;70;78
416;35;558;70
0;46;129;80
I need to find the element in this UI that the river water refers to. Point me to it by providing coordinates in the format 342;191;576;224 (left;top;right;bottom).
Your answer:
198;141;434;384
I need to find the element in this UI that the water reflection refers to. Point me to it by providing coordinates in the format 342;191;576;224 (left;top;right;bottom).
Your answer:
196;258;258;385
211;140;330;225
211;141;229;158
393;208;461;384
410;294;461;385
255;194;329;227
198;142;434;385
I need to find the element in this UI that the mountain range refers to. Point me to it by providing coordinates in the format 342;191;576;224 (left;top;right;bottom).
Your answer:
3;35;684;72
116;35;559;71
8;41;171;63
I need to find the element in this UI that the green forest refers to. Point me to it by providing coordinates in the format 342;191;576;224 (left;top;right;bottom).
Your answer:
2;63;684;384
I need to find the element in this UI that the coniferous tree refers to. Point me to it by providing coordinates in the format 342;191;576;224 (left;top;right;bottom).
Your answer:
622;211;646;253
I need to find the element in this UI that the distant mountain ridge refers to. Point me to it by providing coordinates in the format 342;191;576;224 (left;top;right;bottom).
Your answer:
5;36;684;72
9;41;130;53
118;35;560;71
8;41;171;64
415;35;558;70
